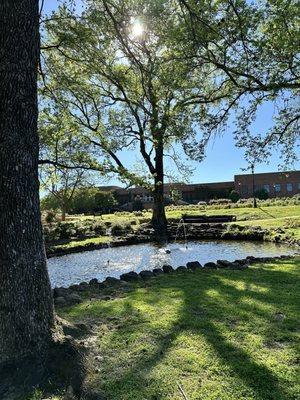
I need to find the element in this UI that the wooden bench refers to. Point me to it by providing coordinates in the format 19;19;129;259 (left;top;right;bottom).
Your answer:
182;214;236;224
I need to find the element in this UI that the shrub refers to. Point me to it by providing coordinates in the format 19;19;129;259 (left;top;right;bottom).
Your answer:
209;198;232;205
229;190;240;203
255;188;269;200
111;222;133;236
45;210;57;224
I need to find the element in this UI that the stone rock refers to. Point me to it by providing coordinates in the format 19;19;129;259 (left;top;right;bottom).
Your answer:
66;293;83;305
216;260;232;268
229;262;248;270
203;262;217;269
186;261;202;271
120;271;140;282
153;268;163;275
162;264;174;273
234;259;249;266
69;284;80;291
139;270;153;279
54;296;67;307
53;287;69;298
89;278;99;286
176;266;186;272
104;276;120;285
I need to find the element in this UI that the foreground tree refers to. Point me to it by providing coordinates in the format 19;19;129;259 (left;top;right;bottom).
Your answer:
0;0;54;368
42;0;221;240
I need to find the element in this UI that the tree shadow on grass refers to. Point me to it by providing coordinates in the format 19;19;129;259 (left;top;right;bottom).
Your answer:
72;261;300;399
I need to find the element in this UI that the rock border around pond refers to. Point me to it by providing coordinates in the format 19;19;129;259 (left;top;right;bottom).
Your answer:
47;223;300;258
53;253;299;307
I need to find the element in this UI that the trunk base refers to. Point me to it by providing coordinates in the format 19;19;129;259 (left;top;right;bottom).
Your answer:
0;319;87;400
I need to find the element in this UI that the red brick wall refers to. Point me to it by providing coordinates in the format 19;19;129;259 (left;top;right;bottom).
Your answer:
234;171;300;198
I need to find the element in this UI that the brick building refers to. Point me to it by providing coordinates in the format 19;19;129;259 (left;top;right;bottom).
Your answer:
234;170;300;198
100;170;300;208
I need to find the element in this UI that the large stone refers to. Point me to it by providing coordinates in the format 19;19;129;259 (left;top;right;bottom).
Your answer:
204;262;217;269
186;261;202;271
229;262;248;270
120;271;140;282
53;287;69;298
139;270;153;279
89;278;99;286
162;264;174;273
153;268;163;276
176;266;187;272
104;276;120;285
54;296;67;307
216;260;232;268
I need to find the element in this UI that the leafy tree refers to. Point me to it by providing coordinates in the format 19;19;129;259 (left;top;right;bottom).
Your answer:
177;0;300;166
39;108;96;220
41;0;225;240
0;0;54;369
71;188;117;213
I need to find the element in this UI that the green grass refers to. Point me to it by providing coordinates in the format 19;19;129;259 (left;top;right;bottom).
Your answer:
52;236;112;251
55;258;300;400
67;205;300;225
58;206;300;250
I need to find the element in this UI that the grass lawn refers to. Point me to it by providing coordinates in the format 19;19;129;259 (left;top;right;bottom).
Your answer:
51;236;112;251
55;258;300;400
57;205;299;250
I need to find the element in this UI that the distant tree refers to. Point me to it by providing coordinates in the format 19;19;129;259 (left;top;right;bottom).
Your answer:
39;109;96;220
0;0;54;368
71;188;117;214
170;189;182;205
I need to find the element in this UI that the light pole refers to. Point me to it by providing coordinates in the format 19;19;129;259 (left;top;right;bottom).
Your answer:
251;163;257;208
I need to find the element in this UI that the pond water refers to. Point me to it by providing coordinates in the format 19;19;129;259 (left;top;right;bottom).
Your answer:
47;240;297;287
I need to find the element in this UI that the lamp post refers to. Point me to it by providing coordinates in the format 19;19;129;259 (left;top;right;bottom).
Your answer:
251;163;257;208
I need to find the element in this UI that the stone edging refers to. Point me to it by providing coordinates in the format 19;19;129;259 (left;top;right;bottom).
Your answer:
47;223;300;258
53;253;299;307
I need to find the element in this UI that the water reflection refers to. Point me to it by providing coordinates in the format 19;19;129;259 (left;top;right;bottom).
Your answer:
47;240;296;287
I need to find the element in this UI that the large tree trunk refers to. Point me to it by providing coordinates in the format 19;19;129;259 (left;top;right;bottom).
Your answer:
151;144;168;242
0;0;54;367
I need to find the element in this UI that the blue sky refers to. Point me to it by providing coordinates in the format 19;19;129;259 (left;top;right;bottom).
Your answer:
41;0;299;186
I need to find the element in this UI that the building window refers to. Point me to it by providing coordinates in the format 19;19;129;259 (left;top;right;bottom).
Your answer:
298;183;300;190
274;184;281;193
263;184;270;193
286;183;293;192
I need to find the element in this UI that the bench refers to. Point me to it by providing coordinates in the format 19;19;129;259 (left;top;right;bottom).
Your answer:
182;214;236;224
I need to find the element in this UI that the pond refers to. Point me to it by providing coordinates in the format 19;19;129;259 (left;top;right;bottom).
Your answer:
47;240;297;287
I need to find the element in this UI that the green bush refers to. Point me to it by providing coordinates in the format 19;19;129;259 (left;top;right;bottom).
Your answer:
44;210;57;224
229;190;240;203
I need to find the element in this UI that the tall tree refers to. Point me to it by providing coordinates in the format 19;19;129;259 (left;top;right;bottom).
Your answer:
41;0;219;240
0;0;54;367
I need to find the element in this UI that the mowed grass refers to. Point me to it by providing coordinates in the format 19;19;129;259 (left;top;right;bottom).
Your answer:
52;235;112;251
67;205;300;225
60;258;300;400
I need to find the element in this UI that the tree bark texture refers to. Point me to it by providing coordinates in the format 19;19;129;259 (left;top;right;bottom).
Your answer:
151;142;168;241
0;0;54;366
